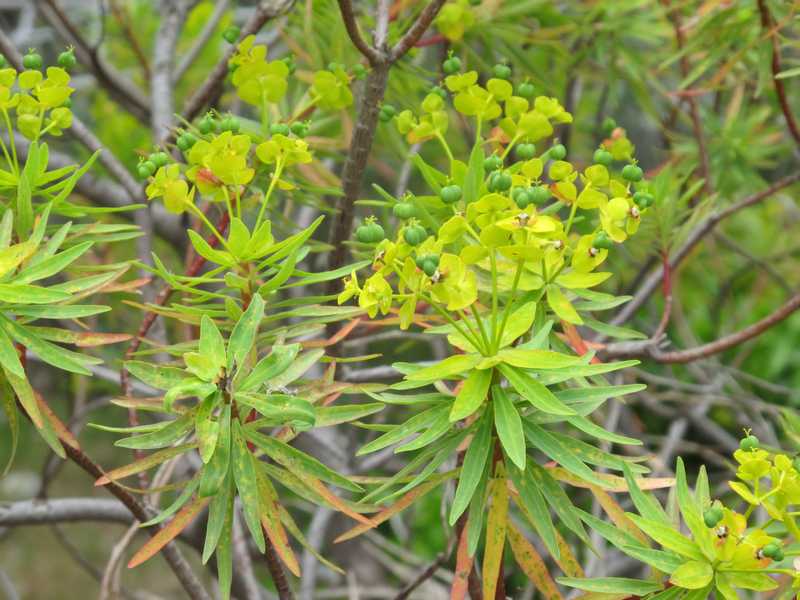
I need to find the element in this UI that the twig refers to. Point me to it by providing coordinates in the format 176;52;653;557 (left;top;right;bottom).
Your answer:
175;0;231;80
36;0;151;122
60;443;212;600
337;0;383;64
263;534;294;600
392;551;449;600
152;0;190;140
325;0;446;298
648;292;800;364
611;172;800;326
389;0;447;61
757;0;800;149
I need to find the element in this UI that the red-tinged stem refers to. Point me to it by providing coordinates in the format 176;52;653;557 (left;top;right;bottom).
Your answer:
262;529;294;600
757;0;800;149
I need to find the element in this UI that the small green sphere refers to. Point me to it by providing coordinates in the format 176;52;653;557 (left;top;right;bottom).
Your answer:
22;51;42;70
223;26;241;44
622;164;644;182
440;184;463;204
549;144;567;160
517;143;536;160
57;49;77;70
442;56;462;75
593;148;613;166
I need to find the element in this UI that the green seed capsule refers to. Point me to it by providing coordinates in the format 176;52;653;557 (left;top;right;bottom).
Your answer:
270;123;291;136
633;191;654;208
290;121;309;137
512;187;531;208
549;144;567;160
223;26;241;44
22;52;42;70
492;63;511;80
393;202;416;219
150;152;169;167
221;116;241;132
517;82;535;99
762;543;780;558
593;232;614;250
442;56;462;75
422;258;438;276
622;164;644;182
493;172;512;192
379;104;396;123
440;184;462;204
483;154;503;172
57;49;76;69
404;225;427;246
137;164;153;179
430;86;447;99
703;508;722;528
602;117;617;135
176;133;196;151
198;116;216;134
739;435;759;451
593;149;613;166
529;185;551;205
516;143;536;160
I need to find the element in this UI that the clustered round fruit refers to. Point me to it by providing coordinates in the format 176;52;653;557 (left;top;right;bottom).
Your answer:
739;433;760;452
22;50;42;70
223;26;241;44
356;217;386;244
379;104;396;123
703;504;724;528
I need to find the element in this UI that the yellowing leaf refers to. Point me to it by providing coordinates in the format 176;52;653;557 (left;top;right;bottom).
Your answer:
547;285;582;324
482;477;509;599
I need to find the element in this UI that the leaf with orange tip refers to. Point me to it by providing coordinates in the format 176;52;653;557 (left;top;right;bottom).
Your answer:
37;393;79;450
335;473;448;543
128;495;210;568
257;469;301;576
303;318;361;348
303;475;376;527
548;466;674;492
450;519;473;600
507;524;564;600
27;327;132;347
588;484;649;546
482;476;509;599
95;443;196;486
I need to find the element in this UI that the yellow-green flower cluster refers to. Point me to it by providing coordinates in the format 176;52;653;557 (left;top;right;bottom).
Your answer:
0;67;73;140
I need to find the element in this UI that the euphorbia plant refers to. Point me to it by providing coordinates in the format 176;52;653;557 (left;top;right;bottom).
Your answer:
0;59;135;469
94;35;382;599
338;59;660;596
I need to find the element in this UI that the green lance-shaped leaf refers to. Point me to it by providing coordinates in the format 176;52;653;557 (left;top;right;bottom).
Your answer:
115;414;194;450
557;577;663;595
231;420;266;553
450;410;492;525
450;368;492;421
199;315;226;374
492;385;525;470
237;343;300;391
227;294;265;374
199;404;232;496
203;471;234;563
498;363;575;416
246;429;362;492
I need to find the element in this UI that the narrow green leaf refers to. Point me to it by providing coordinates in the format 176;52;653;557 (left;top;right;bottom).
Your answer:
450;368;492;421
499;364;575;416
232;421;266;552
450;411;492;525
493;385;525;469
